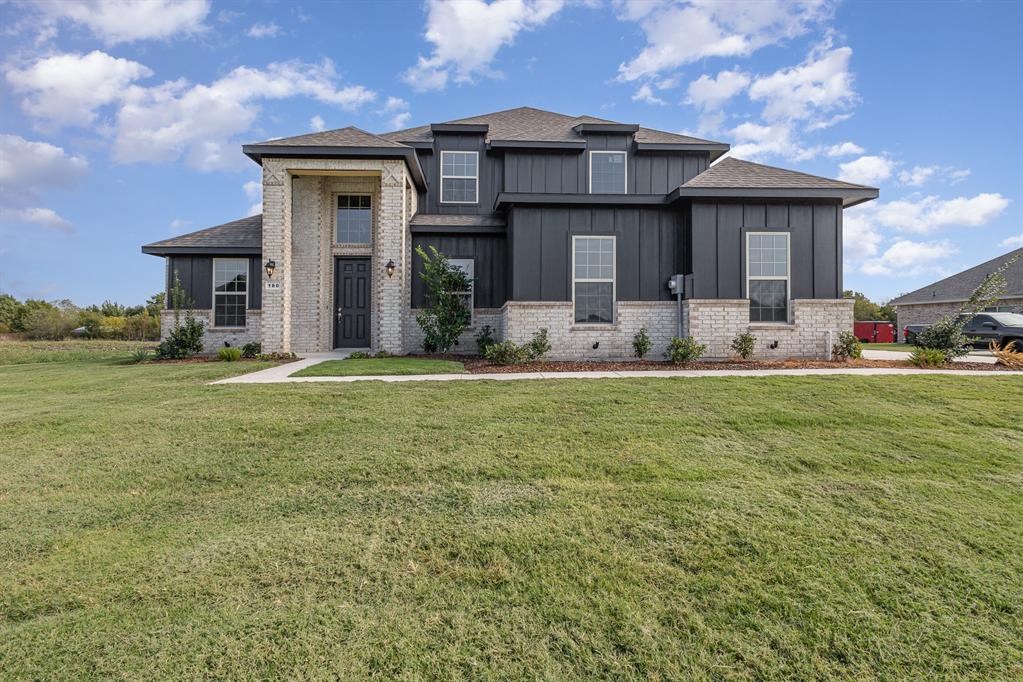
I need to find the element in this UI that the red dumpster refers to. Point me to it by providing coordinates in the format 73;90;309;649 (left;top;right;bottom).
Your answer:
854;321;895;343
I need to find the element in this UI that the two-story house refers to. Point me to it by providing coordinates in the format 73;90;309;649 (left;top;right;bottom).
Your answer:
142;107;878;360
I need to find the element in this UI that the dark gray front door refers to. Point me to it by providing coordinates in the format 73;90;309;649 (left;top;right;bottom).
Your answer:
334;258;370;348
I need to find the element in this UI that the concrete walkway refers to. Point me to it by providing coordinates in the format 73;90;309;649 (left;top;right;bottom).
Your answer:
213;362;1014;385
862;348;997;364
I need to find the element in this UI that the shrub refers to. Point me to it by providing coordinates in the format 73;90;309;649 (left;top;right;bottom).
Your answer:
156;272;204;359
24;306;78;340
256;351;298;361
909;347;948;367
664;336;706;364
526;328;550;361
0;322;10;334
129;346;150;363
633;327;652;359
475;324;497;356
375;350;392;358
484;340;529;365
730;331;756;360
218;347;242;362
347;351;372;360
831;331;862;361
240;342;261;358
414;245;472;353
990;340;1023;369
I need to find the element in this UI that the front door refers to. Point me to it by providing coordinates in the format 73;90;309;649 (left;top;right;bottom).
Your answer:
334;258;371;348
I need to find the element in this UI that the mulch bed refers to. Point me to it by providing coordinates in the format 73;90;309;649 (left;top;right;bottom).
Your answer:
412;354;1019;373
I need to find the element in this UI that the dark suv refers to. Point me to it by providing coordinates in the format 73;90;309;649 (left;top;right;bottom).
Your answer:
905;312;1023;349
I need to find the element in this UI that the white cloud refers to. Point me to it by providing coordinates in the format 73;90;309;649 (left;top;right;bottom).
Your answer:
310;115;326;131
728;121;818;161
169;218;191;233
747;38;855;127
0;207;73;232
842;210;883;261
247;22;280;38
402;0;564;91
999;233;1023;249
0;135;88;197
243;180;262;217
866;193;1010;234
632;83;666;105
950;169;971;184
616;0;831;81
861;239;956;277
838;155;893;185
898;165;937;187
380;97;411;129
36;0;210;45
686;69;750;109
6;51;152;127
826;141;863;157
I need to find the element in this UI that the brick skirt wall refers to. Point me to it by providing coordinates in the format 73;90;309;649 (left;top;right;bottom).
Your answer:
404;309;503;354
161;310;262;354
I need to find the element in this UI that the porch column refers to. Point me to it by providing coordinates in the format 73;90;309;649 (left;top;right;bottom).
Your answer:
260;159;292;353
376;161;408;354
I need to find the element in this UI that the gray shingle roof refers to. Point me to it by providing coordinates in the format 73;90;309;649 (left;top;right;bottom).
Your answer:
890;248;1023;305
142;215;262;253
410;214;506;227
379;106;724;146
682;157;876;190
247;126;407;148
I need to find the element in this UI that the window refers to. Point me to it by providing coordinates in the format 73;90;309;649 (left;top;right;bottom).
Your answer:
589;151;627;194
336;195;372;243
747;233;790;323
448;258;475;325
983;305;1013;313
440;151;478;203
213;258;247;327
573;236;615;324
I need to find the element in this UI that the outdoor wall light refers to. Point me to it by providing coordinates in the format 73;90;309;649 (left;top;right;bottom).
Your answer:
385;259;396;278
264;259;276;279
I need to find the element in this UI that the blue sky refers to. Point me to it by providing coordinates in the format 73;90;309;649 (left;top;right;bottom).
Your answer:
1;0;1020;305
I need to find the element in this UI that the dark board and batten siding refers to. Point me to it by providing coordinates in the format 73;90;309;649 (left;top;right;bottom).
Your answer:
411;234;508;308
415;134;503;215
507;206;678;302
687;200;842;300
165;255;263;310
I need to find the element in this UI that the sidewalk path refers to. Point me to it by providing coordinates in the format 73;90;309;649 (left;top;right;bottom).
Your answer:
862;348;996;364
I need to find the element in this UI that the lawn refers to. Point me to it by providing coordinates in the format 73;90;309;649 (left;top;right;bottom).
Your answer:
292;356;466;376
0;338;158;365
1;344;1021;679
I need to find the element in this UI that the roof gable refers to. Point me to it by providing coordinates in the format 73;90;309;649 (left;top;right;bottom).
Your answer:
890;248;1023;305
682;157;876;190
142;215;262;255
247;126;407;149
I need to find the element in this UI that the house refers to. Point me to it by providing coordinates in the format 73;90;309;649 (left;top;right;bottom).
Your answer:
141;106;878;360
890;247;1023;340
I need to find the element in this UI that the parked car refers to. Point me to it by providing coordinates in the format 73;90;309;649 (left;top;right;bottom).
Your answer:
854;320;895;343
903;312;1023;349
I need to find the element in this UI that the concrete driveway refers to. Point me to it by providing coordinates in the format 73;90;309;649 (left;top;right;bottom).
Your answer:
862;348;997;364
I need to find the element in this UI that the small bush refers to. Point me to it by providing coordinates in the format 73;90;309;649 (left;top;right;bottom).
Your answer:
375;350;392;358
633;327;652;359
831;331;862;361
475;324;497;356
526;328;550;361
129;346;150;363
909;347;948;367
218;347;242;362
240;342;261;358
730;331;756;360
664;336;706;364
156;317;204;359
256;351;298;361
990;340;1023;369
915;317;973;360
347;351;372;360
484;340;529;365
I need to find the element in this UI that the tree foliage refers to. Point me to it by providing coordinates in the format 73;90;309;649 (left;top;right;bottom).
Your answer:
414;245;472;353
843;290;896;324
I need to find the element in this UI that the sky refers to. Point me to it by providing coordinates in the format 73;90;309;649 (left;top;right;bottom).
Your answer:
1;0;1021;306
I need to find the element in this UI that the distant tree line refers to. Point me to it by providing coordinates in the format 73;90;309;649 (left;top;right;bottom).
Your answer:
0;293;164;340
843;290;897;324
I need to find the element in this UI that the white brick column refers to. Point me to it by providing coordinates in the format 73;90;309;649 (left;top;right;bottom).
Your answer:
260;159;291;353
376;161;407;354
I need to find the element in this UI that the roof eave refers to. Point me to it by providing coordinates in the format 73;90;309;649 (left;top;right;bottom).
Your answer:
668;186;879;207
141;245;262;256
495;192;670;210
241;144;428;191
487;140;587;152
635;142;730;159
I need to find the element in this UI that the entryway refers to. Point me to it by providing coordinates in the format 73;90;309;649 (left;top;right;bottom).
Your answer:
334;257;371;348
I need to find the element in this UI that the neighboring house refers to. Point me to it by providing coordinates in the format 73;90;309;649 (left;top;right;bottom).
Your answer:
890;247;1023;340
142;106;877;359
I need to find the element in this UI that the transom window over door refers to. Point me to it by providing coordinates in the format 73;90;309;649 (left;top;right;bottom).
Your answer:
336;195;372;244
573;236;615;324
440;151;478;203
747;232;790;322
213;258;247;327
589;151;627;193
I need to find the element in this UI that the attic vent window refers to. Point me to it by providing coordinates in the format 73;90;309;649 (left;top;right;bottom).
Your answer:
589;151;626;194
440;151;479;204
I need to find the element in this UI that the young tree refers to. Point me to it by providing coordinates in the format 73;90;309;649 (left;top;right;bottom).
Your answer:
414;245;472;353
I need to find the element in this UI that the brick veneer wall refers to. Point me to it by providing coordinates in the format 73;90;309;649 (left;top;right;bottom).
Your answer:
684;298;853;360
404;309;504;354
896;297;1023;341
160;310;262;354
502;301;679;360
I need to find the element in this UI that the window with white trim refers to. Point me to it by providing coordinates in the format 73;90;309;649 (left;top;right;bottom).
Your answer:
746;232;789;323
589;151;626;194
448;258;475;326
336;194;372;243
213;258;247;327
573;236;615;324
440;151;478;203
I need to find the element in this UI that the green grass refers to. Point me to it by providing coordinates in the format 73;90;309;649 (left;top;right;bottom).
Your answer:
0;338;158;365
1;344;1021;679
291;357;467;376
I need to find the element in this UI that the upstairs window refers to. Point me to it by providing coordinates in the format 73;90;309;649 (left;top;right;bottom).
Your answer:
336;195;372;244
448;258;475;326
213;258;247;328
589;151;626;193
747;232;789;323
573;236;615;324
440;151;478;203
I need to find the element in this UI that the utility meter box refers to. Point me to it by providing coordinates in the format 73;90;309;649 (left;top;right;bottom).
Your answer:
667;275;683;294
